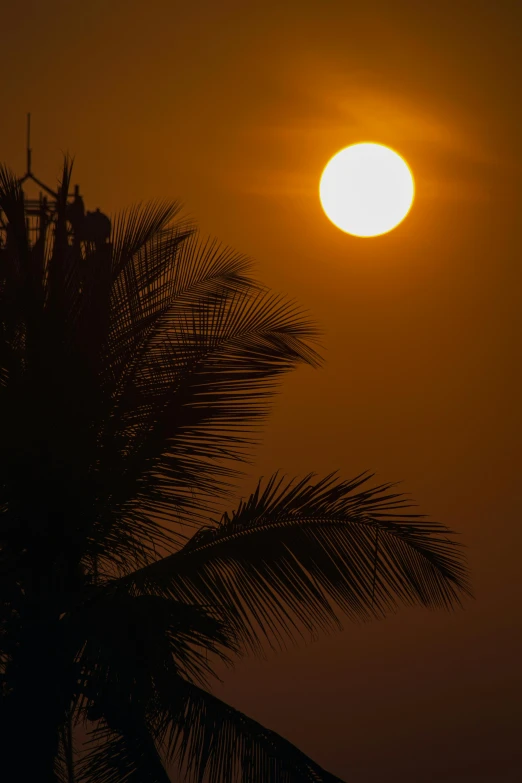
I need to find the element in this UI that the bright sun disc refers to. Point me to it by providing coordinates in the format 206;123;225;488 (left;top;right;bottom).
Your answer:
319;143;415;237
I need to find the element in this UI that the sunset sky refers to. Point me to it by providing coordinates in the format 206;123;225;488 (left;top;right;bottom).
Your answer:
2;1;521;780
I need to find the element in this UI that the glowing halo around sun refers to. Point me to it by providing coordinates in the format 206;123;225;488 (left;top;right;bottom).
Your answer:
319;143;415;237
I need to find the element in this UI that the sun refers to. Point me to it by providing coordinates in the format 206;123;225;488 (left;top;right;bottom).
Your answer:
319;143;415;237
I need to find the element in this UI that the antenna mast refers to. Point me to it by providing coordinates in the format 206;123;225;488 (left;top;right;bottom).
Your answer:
5;113;111;249
26;112;32;175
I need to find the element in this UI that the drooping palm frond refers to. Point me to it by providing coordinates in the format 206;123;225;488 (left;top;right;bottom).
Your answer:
54;710;77;783
76;714;172;783
120;472;471;654
159;677;344;783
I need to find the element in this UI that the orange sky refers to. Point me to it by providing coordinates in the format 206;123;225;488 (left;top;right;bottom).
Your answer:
2;1;521;780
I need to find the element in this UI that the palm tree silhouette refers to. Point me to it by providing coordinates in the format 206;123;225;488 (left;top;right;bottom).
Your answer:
0;158;471;782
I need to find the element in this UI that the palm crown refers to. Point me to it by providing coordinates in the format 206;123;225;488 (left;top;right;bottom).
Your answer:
0;158;471;783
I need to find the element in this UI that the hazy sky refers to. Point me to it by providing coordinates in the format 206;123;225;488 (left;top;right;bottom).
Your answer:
2;1;521;780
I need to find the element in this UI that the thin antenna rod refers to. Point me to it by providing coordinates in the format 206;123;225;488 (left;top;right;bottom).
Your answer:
26;112;32;175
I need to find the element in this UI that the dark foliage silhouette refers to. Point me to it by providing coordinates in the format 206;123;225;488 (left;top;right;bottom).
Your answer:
0;157;471;782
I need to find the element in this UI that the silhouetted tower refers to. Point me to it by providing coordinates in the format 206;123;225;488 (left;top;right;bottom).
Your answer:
0;113;111;250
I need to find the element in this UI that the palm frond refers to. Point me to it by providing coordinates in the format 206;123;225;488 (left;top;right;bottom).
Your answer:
76;715;171;783
158;677;344;783
120;472;471;653
110;289;320;504
110;200;184;282
55;710;77;783
105;231;256;404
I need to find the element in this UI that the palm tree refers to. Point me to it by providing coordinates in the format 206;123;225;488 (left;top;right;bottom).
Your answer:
0;157;471;783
